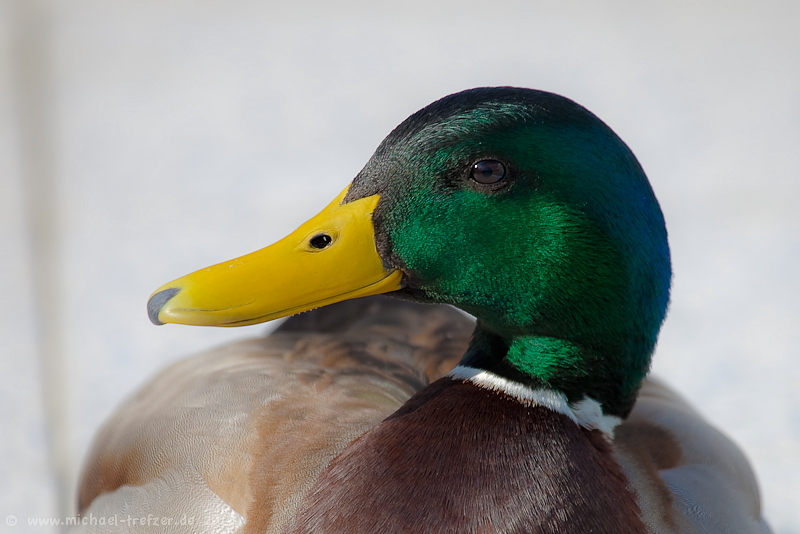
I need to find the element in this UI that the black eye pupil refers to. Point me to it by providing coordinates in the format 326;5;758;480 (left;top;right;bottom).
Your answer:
471;160;505;184
309;234;332;249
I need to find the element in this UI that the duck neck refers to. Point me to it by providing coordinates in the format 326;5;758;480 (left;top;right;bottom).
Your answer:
458;324;648;419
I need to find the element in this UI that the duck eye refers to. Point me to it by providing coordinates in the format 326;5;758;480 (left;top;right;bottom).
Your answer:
471;160;506;184
309;234;333;249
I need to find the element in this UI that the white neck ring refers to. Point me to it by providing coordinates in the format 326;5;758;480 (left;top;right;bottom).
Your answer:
448;366;621;438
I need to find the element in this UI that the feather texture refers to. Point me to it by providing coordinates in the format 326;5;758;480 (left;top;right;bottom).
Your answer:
76;297;769;533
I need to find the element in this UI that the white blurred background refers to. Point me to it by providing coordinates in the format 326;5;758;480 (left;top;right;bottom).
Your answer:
1;0;798;532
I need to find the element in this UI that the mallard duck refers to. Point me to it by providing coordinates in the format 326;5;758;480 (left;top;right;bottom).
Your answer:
75;87;771;533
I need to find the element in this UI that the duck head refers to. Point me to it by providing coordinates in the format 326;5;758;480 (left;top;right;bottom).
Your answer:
148;87;671;417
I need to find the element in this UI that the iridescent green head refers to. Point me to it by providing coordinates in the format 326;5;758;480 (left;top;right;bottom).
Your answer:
150;87;670;418
347;87;671;416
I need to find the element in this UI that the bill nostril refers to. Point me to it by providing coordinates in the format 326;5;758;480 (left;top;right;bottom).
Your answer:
309;234;333;250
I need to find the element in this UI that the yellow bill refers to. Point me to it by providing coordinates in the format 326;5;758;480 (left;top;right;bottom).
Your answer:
147;186;403;327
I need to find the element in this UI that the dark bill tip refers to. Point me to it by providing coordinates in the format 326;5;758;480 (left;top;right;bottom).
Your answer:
147;287;180;325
